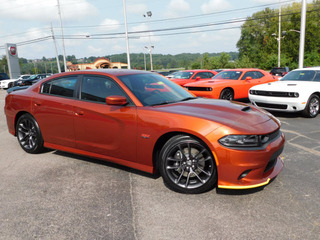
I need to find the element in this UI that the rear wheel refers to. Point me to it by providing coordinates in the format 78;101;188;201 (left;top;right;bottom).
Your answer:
16;113;45;154
302;94;319;118
219;88;234;100
159;135;217;194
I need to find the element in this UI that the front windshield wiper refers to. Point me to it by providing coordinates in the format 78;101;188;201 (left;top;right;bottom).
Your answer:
149;101;176;106
180;97;197;102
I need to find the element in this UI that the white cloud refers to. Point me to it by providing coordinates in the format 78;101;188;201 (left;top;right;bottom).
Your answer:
99;18;121;31
127;3;148;14
166;0;190;18
201;0;231;14
0;0;98;22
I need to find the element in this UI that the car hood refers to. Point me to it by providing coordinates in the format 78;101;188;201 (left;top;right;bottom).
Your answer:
184;79;236;87
250;80;316;91
151;98;278;133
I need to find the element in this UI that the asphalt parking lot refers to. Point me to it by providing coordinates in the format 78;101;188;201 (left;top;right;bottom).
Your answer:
0;89;319;240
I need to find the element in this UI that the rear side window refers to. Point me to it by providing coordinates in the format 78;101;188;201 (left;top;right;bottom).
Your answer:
241;71;264;80
42;76;78;98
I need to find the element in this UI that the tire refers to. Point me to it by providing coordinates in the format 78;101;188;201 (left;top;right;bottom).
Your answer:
219;88;234;100
16;113;45;154
8;82;13;89
159;135;217;194
302;94;319;118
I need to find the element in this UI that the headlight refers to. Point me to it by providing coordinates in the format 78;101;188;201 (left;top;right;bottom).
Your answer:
219;135;269;148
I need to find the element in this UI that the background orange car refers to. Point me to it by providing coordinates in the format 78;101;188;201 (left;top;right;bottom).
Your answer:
169;69;218;86
184;68;278;100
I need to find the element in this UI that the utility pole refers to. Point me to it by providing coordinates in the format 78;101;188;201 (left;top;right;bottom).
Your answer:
57;0;67;72
278;0;281;67
50;23;61;73
144;11;153;71
123;0;131;69
299;0;306;68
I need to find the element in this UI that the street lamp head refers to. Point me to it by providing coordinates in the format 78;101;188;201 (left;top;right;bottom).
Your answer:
147;11;152;17
272;33;277;37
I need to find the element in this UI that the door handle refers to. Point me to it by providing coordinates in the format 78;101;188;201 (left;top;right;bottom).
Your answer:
75;110;84;116
34;101;42;106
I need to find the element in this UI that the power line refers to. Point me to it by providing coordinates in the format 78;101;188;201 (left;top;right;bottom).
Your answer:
1;7;319;50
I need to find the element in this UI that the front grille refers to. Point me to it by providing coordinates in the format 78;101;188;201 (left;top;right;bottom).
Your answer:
250;90;298;97
185;87;212;91
255;102;287;110
257;91;288;97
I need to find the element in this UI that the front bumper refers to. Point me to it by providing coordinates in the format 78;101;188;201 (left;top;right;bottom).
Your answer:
214;131;285;189
249;94;306;112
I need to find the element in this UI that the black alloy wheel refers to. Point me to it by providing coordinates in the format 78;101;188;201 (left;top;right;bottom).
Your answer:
302;94;319;118
16;113;44;154
159;135;217;194
219;88;234;100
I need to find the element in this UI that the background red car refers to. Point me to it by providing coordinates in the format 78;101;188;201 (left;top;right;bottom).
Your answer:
169;70;218;86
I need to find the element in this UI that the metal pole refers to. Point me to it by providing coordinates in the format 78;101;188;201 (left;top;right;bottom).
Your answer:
144;52;146;70
147;15;153;71
50;23;61;73
278;0;281;67
57;0;67;72
299;0;307;69
123;0;131;69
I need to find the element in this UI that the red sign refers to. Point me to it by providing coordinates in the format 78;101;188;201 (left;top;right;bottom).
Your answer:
9;46;17;56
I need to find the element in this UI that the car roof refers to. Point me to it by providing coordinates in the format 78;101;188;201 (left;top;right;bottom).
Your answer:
49;69;151;78
221;68;263;71
295;67;320;71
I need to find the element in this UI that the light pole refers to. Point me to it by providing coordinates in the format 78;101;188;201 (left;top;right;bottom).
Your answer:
57;0;67;72
272;31;286;67
143;50;146;71
143;11;153;71
123;0;131;69
299;0;306;69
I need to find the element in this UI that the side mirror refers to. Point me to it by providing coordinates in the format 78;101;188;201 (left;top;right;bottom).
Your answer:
106;95;127;105
245;76;252;81
196;76;201;81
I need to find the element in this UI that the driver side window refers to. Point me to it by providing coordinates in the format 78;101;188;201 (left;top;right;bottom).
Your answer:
80;76;125;103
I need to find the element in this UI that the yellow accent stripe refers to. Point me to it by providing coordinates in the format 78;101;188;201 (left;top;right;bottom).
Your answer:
218;178;270;190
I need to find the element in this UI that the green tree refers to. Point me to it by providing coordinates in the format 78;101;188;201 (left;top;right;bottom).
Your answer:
202;53;210;69
191;62;201;69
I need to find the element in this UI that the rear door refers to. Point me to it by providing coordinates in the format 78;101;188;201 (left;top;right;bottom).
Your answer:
33;75;79;147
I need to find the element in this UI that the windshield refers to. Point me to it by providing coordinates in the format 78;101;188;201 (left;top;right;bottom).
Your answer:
213;71;243;80
280;70;319;82
172;71;194;79
118;73;194;106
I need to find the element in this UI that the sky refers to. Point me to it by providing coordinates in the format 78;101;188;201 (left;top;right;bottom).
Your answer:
0;0;305;60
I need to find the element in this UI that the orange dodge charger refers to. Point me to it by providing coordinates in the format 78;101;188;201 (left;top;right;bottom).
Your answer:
4;70;284;194
184;68;278;100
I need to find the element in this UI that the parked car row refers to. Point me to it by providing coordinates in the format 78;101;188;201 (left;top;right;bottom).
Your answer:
0;73;51;89
164;67;319;118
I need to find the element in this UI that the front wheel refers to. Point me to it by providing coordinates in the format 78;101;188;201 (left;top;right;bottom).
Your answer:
16;113;45;154
302;94;319;118
159;135;217;194
219;88;234;100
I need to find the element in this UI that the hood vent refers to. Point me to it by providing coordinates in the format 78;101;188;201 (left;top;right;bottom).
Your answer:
241;106;252;112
